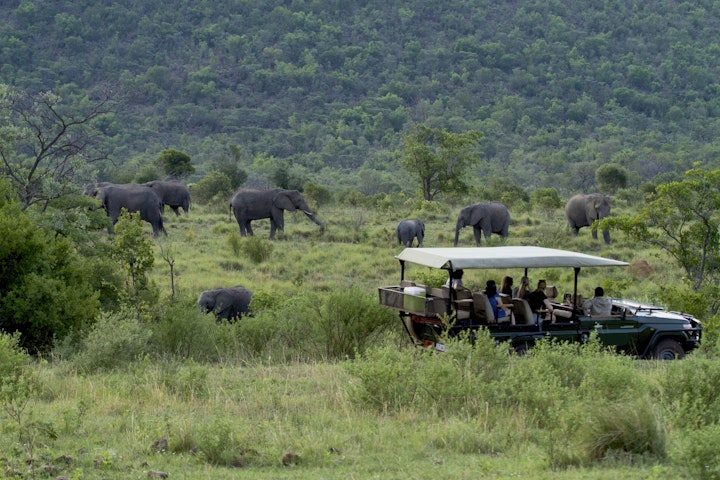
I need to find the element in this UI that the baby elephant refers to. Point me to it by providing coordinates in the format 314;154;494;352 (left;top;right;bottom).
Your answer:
198;286;253;322
396;220;425;247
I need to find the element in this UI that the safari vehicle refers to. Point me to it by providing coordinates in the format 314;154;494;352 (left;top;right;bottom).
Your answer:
378;247;702;359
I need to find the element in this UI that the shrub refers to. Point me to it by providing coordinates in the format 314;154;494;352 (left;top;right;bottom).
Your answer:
241;236;274;263
149;297;236;362
66;309;152;372
671;424;720;479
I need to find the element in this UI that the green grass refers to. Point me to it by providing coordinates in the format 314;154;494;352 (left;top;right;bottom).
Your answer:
1;200;716;478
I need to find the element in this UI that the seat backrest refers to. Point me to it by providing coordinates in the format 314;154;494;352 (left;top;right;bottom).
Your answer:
473;292;495;323
545;285;558;301
513;298;535;325
574;294;584;308
400;280;416;288
455;288;472;300
430;287;450;299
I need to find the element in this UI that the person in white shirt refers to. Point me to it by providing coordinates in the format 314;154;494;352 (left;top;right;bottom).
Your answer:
582;286;613;316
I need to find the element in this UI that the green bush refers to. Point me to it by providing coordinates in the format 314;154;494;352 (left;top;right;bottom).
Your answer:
0;202;100;352
66;309;152;372
671;424;720;479
149;297;237;362
240;236;274;263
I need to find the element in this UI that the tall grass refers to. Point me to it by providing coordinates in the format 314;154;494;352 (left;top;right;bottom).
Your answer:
1;200;716;477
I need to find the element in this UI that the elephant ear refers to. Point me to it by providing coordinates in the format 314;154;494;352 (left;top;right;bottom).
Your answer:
274;191;297;211
469;206;485;226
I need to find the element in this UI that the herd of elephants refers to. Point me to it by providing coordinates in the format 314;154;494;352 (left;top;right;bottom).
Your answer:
83;181;612;322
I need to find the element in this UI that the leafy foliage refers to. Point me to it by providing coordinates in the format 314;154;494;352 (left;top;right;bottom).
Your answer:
0;85;113;209
155;148;195;180
601;166;720;309
0;194;99;352
0;2;718;199
400;124;482;201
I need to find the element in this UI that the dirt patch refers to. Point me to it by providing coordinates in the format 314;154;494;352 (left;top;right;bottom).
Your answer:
630;259;654;277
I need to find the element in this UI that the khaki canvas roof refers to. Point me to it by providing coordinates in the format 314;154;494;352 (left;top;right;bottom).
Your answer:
396;246;629;270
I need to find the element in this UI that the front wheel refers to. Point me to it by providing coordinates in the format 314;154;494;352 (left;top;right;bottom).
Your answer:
652;339;685;360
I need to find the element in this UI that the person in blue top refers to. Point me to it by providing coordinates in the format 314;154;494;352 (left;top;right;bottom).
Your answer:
486;280;513;323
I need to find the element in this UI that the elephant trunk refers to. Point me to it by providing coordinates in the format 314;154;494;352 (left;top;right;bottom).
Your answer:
454;225;462;247
304;210;324;231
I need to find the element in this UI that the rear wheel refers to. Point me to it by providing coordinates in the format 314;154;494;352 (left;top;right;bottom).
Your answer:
513;341;531;356
652;339;685;360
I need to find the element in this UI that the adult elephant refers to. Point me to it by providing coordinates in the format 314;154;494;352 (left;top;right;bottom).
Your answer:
87;183;167;237
230;188;323;239
143;180;191;216
454;202;510;246
565;193;611;244
396;220;425;247
198;286;253;322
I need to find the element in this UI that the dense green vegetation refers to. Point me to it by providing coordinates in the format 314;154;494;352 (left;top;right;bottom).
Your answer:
0;197;718;478
4;1;720;477
2;0;720;194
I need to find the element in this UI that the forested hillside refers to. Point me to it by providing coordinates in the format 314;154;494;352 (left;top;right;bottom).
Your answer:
2;0;720;195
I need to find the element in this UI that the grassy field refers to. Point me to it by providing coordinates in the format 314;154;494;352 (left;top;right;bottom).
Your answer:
1;198;717;479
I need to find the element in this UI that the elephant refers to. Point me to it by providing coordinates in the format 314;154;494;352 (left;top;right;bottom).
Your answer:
396;220;425;247
143;180;191;216
197;286;253;322
454;201;510;246
86;183;167;237
565;193;611;244
230;188;323;239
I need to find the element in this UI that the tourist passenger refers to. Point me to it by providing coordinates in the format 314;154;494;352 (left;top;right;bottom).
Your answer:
445;269;467;291
582;286;613;316
500;276;513;298
485;280;513;323
526;279;554;321
514;276;531;299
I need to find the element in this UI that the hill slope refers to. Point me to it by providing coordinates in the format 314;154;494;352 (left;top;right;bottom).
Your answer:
2;0;720;194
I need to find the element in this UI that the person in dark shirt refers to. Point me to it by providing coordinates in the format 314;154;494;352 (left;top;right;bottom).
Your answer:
526;279;554;320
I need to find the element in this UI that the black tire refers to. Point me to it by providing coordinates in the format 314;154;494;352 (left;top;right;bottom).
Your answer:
513;342;531;356
652;339;685;360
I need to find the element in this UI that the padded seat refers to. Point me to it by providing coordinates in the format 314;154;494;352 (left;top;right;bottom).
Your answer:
473;292;496;323
512;298;536;325
545;285;558;301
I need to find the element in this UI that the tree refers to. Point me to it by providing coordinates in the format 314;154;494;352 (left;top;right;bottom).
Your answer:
111;210;156;308
0;85;114;210
596;163;629;194
400;124;482;201
155;148;195;180
0;183;100;352
531;188;563;218
600;166;720;311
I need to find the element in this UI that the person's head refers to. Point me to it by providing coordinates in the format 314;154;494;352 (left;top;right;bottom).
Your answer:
486;279;497;295
594;286;604;297
451;269;464;279
501;276;513;289
563;293;572;304
520;276;529;288
536;279;547;291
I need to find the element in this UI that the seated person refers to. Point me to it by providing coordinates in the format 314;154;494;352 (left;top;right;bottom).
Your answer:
582;287;613;316
445;269;468;291
548;292;573;322
526;279;559;322
485;280;513;323
513;276;529;299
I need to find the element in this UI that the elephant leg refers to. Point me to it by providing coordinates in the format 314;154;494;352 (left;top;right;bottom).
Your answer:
591;229;598;240
570;226;580;236
171;206;181;216
602;230;611;244
473;226;483;246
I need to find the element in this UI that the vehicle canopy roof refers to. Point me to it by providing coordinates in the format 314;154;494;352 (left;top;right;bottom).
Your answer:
396;246;628;271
